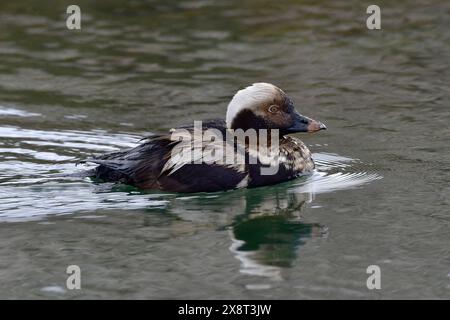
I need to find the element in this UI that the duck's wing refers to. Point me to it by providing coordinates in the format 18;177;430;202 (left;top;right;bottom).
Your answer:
155;122;248;192
84;120;248;192
158;128;248;192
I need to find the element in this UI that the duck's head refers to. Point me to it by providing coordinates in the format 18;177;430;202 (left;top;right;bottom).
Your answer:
226;83;326;135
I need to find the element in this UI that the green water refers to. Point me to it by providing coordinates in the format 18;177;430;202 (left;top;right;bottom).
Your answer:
0;0;449;299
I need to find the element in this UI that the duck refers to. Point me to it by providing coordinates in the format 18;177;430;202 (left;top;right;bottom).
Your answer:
84;83;326;193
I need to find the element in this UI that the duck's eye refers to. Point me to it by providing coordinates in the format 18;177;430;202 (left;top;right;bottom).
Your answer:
268;105;279;113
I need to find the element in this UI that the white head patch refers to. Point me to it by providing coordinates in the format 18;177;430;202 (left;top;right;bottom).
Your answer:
226;83;283;128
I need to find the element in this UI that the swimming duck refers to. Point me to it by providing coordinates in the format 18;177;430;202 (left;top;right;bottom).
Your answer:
85;83;326;193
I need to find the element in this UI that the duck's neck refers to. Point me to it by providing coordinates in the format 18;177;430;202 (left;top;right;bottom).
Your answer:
225;127;282;150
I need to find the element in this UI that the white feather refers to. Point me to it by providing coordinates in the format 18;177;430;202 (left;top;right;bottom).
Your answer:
161;128;246;176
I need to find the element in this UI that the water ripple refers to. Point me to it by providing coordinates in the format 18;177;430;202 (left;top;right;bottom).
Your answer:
0;106;41;117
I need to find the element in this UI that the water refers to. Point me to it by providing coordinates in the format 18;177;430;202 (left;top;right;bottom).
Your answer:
0;0;449;299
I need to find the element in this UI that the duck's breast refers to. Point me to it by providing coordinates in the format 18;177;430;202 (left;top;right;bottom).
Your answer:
247;136;314;188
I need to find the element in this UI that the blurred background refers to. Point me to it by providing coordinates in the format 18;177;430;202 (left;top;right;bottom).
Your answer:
0;0;449;299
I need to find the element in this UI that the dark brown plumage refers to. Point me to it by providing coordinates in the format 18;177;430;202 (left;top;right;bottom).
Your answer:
84;83;326;193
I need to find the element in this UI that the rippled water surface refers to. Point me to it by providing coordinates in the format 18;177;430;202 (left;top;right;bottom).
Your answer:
0;1;449;299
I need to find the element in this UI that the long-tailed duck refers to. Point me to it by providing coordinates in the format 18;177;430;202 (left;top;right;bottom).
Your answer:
84;83;326;192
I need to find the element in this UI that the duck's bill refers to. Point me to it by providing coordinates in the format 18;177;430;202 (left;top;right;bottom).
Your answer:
306;118;327;132
286;111;327;133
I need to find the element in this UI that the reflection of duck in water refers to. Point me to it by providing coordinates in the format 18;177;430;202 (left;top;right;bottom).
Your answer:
144;179;328;280
143;181;327;281
227;188;327;280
